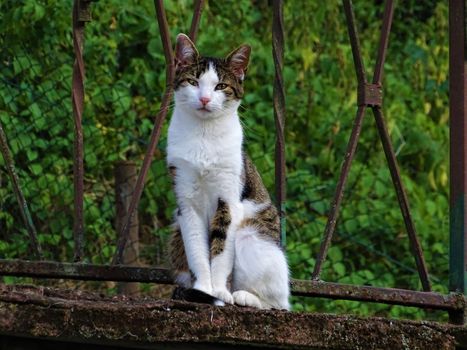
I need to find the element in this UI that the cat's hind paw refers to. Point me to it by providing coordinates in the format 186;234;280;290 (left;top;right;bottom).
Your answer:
213;299;225;307
212;289;234;305
232;290;263;309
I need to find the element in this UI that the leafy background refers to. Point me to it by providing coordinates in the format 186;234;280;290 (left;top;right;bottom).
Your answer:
0;0;450;320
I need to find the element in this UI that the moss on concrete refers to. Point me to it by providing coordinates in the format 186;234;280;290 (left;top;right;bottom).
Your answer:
0;284;465;349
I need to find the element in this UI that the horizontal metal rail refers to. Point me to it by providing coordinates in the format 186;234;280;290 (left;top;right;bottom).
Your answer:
1;260;464;313
292;280;465;312
0;260;173;284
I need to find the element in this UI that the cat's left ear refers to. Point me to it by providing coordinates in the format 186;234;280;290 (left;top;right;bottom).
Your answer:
226;45;251;80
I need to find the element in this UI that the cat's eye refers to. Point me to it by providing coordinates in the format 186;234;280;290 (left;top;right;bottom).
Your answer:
186;79;198;86
215;83;228;90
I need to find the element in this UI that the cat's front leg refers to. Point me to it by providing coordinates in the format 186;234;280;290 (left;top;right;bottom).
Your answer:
210;199;244;304
177;205;212;295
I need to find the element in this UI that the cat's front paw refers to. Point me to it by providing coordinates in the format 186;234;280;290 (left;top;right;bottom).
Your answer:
212;288;234;305
193;281;213;296
232;290;263;309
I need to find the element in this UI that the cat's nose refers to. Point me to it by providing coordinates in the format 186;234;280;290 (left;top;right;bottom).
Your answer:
199;97;211;106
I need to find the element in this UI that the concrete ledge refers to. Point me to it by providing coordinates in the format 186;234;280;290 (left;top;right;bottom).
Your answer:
0;284;465;349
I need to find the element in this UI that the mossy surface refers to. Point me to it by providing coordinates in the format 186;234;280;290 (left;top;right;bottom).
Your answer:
0;284;465;349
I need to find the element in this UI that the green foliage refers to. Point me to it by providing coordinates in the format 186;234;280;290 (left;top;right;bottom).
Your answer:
0;0;450;321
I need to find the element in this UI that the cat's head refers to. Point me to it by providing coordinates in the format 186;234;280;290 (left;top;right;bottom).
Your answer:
173;33;250;120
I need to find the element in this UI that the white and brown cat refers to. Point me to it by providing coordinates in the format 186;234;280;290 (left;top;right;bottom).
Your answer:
167;33;289;310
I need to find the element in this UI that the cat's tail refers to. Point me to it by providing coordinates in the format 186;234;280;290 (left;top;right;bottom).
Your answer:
172;287;223;305
232;225;290;310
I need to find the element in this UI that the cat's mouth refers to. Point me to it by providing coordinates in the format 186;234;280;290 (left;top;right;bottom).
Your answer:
197;107;212;113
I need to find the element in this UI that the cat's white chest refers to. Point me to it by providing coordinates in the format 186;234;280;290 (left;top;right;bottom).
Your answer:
167;109;243;215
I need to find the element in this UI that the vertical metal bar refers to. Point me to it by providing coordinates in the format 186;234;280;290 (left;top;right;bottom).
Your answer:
72;0;87;262
188;0;204;43
372;107;431;291
312;106;366;280
449;0;467;297
113;0;205;265
272;0;286;246
0;123;42;259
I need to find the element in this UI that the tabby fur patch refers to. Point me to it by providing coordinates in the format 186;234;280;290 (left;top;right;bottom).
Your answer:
209;198;231;257
174;57;245;100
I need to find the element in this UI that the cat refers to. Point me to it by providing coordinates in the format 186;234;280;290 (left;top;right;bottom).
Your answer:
166;33;289;310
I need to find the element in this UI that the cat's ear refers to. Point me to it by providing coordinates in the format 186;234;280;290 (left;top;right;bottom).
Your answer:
175;33;199;68
226;45;251;80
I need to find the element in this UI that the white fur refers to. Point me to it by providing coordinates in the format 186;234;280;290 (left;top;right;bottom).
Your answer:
167;63;289;310
168;64;243;298
233;226;290;310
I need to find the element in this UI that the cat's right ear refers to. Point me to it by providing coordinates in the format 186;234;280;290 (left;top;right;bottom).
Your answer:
175;33;198;69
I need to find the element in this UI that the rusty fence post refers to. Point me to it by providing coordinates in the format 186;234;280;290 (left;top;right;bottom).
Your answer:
448;0;467;325
72;0;93;262
115;161;140;296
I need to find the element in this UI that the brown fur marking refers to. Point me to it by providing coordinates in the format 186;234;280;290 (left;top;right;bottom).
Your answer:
209;199;231;257
240;154;281;244
168;225;189;276
241;154;271;203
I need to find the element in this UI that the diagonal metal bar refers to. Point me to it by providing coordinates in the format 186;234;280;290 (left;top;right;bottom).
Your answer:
312;106;366;279
372;106;431;291
369;0;431;292
188;0;204;43
312;0;369;279
113;0;204;265
0;123;42;259
343;0;367;84
313;0;431;290
372;0;395;84
272;0;286;246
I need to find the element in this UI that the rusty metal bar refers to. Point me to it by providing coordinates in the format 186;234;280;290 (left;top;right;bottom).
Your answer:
292;280;465;312
343;0;366;84
0;124;42;259
449;0;467;300
313;0;431;292
72;0;91;262
0;259;173;284
368;0;431;292
272;0;286;246
113;0;204;265
312;1;369;279
372;0;394;84
0;258;464;313
188;0;204;42
312;106;366;279
372;107;431;291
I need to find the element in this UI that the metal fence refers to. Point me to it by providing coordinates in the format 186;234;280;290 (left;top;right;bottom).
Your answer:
0;0;465;324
